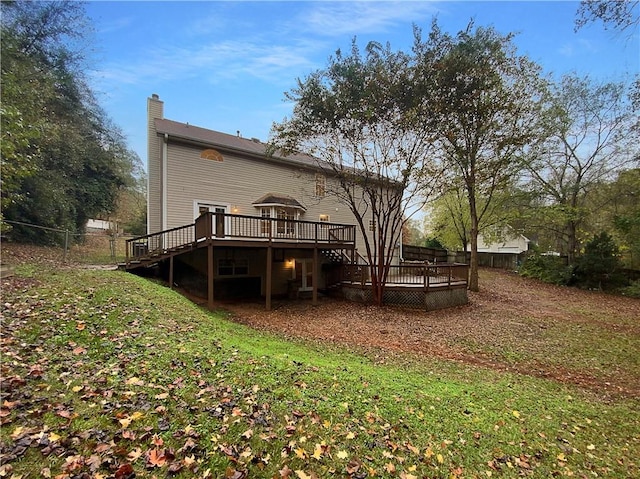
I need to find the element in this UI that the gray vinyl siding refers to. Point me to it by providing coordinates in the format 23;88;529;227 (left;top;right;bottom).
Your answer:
163;141;376;255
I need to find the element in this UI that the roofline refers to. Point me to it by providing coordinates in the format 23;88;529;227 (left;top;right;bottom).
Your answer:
155;120;404;189
154;128;325;174
252;202;307;211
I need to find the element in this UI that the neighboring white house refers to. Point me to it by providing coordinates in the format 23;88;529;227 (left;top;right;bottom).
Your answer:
470;229;530;254
86;219;116;232
467;227;530;269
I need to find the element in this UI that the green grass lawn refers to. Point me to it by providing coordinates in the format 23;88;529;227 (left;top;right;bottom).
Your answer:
1;267;638;478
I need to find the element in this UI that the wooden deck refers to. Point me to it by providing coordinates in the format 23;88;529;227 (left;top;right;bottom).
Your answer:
125;212;356;268
124;213;468;310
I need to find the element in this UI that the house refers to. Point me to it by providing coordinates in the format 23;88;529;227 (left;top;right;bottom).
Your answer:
86;218;116;233
467;226;530;269
138;93;385;308
124;94;468;311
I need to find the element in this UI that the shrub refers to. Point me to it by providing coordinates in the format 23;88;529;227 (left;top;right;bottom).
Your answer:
519;252;574;285
573;232;627;290
618;279;640;298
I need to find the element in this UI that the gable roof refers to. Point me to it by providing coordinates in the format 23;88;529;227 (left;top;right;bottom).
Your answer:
154;118;323;171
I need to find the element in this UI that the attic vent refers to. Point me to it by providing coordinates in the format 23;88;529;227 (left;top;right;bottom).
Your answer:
201;149;223;162
251;137;260;143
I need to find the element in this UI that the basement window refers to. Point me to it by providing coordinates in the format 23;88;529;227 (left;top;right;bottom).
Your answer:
218;258;249;276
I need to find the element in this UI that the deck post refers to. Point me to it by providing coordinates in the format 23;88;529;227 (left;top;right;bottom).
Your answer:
423;264;427;293
169;256;174;289
312;247;318;305
266;245;272;311
207;242;214;308
426;266;430;293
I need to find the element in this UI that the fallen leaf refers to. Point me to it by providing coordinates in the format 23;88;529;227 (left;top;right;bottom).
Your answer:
512;410;521;419
147;448;167;467
127;447;143;462
114;463;134;479
279;465;292;478
406;443;420;455
346;459;361;474
336;450;349;459
152;434;164;446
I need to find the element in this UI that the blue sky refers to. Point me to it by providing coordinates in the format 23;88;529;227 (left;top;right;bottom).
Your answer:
85;1;639;166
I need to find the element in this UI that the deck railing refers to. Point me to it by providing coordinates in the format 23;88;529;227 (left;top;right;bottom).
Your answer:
126;212;356;263
342;262;469;290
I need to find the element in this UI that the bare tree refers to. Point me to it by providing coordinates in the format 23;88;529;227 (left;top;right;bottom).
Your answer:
525;74;639;263
575;0;639;32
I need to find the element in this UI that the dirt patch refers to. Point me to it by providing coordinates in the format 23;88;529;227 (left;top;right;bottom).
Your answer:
220;270;640;400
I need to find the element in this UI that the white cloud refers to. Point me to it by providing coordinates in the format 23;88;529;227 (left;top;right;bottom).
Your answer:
300;1;440;37
91;39;317;87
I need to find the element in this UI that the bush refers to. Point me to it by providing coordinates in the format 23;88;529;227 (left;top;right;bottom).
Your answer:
573;232;627;290
618;279;640;298
519;253;574;285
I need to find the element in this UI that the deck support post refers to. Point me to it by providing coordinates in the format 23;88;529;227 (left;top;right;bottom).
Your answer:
312;247;318;305
169;256;174;290
266;245;273;311
207;242;214;309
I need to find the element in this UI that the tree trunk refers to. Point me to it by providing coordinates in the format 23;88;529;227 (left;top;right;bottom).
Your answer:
468;193;480;292
567;220;577;265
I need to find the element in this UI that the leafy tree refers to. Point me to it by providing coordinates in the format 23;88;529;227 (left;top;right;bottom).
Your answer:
425;189;471;252
413;21;546;291
113;156;148;235
575;0;639;32
592;169;640;268
402;218;427;247
270;40;442;306
1;0;137;243
524;74;639;264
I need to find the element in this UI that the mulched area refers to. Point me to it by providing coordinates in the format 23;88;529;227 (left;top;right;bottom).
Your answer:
218;270;640;400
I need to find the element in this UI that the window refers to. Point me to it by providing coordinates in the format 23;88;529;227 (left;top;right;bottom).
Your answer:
369;219;375;232
201;149;223;161
319;214;330;223
261;208;271;236
276;208;295;235
218;258;249;276
315;174;326;197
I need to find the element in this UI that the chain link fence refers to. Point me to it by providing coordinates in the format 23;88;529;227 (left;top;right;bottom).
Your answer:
2;220;136;265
